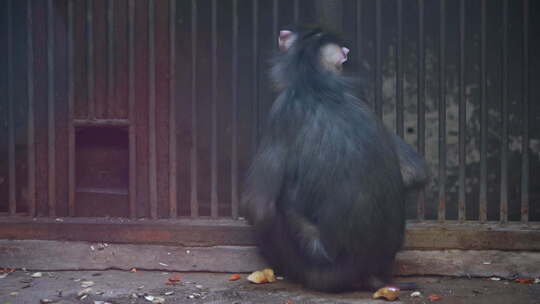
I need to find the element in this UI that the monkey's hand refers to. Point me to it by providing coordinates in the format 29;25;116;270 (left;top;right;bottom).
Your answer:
286;211;334;265
305;237;334;265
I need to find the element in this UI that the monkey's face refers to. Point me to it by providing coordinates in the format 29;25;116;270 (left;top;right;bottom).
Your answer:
320;43;349;74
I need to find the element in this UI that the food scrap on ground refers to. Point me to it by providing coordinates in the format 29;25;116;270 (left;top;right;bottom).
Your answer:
228;273;241;281
247;268;277;284
428;294;443;301
165;274;182;285
80;281;95;288
372;286;400;301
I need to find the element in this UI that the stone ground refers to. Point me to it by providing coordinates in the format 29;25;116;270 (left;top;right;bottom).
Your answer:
1;270;539;304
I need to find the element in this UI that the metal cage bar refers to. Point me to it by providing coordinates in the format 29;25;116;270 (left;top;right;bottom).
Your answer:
128;0;137;219
210;0;219;218
47;0;56;217
148;0;158;219
500;0;509;223
231;0;240;219
190;0;199;218
26;0;36;217
416;0;426;220
438;0;447;222
87;0;95;119
458;0;467;222
374;0;382;118
521;0;530;223
107;0;115;118
396;0;404;138
7;0;16;216
479;0;488;223
67;0;76;217
168;0;178;219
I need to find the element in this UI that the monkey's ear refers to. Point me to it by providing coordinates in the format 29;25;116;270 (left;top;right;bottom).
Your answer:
278;30;296;51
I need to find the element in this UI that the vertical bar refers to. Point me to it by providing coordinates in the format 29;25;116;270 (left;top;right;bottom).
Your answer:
148;0;158;219
521;0;529;223
374;0;382;118
190;0;199;217
417;0;425;155
294;0;299;23
479;0;487;223
27;0;36;217
438;0;447;222
107;0;114;117
47;0;56;217
356;0;362;96
67;0;76;216
500;0;509;223
169;0;177;219
7;0;16;215
231;0;239;219
417;0;425;220
458;0;466;221
356;1;362;52
210;0;218;217
87;0;94;119
396;0;404;138
252;0;259;152
273;0;278;52
128;0;137;218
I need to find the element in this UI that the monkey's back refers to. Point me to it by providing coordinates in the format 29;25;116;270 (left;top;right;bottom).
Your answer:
277;94;405;254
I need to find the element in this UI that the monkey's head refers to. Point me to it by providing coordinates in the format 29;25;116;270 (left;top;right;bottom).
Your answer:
271;25;351;92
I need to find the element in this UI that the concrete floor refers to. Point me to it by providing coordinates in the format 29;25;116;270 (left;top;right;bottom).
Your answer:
1;270;539;304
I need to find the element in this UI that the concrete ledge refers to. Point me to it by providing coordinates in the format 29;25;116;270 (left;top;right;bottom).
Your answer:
1;217;539;250
1;240;539;278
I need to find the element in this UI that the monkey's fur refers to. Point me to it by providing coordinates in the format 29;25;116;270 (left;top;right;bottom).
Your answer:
242;25;428;292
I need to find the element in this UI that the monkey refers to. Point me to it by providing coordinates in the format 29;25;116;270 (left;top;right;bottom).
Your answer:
241;25;428;292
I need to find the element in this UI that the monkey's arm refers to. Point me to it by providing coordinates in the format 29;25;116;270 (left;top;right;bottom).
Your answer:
241;143;287;226
392;134;429;189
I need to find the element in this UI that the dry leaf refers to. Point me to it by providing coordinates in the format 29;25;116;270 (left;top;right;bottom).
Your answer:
428;294;442;301
515;278;534;284
372;286;400;301
229;274;241;281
